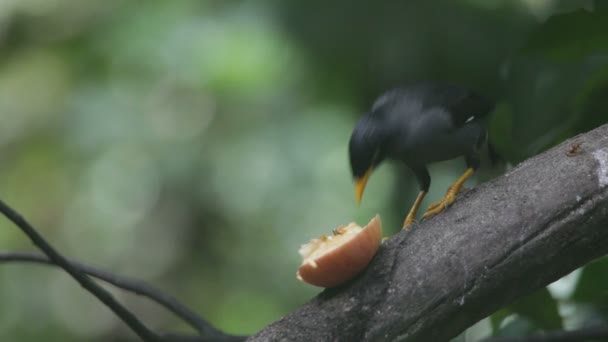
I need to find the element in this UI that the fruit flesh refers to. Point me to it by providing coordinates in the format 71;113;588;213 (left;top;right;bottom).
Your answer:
296;215;382;287
298;223;362;264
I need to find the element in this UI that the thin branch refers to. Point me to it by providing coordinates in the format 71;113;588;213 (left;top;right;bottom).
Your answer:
0;200;161;341
0;251;246;342
481;325;608;342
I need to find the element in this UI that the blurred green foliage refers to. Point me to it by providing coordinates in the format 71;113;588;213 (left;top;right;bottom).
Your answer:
0;0;606;341
496;288;563;332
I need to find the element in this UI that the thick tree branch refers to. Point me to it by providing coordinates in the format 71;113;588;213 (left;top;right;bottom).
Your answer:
0;251;246;342
251;124;608;341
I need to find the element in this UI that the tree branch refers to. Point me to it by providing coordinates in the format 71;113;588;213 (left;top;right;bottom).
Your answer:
0;199;161;341
250;124;608;341
0;251;246;342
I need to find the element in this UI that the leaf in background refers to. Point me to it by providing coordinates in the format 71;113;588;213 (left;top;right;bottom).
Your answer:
571;257;608;305
595;0;608;12
494;315;537;337
490;287;562;336
488;102;513;163
521;9;608;62
490;308;512;333
571;65;608;136
509;287;563;330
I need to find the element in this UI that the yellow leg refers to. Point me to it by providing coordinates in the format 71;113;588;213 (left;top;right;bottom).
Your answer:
423;168;474;220
403;191;426;229
426;185;467;211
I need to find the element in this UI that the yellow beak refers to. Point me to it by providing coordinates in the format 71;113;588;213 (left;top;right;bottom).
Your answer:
355;169;373;204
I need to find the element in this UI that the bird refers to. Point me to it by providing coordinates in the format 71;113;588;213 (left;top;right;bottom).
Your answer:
348;82;495;228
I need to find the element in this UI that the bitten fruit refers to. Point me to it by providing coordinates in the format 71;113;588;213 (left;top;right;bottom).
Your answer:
297;215;382;287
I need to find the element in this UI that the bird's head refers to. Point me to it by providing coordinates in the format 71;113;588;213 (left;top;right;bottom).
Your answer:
349;116;386;204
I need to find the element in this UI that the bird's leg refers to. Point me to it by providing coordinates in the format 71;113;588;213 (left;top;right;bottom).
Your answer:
403;191;426;229
423;168;474;219
426;185;467;211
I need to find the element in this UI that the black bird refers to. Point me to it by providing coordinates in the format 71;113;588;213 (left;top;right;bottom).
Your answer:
349;82;495;227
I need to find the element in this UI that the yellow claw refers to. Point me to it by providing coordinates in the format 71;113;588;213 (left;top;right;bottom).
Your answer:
423;168;475;220
402;191;426;229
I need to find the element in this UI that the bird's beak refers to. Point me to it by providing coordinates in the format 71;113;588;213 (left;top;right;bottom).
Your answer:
355;169;373;204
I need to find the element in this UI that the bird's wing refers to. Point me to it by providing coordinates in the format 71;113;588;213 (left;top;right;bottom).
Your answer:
419;84;495;127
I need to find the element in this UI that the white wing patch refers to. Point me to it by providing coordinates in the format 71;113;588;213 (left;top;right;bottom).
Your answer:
465;116;475;123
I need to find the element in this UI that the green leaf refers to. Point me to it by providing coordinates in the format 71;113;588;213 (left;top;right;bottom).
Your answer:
495;316;536;337
571;257;608;304
488;102;513;162
509;287;563;330
521;9;608;62
574;65;608;110
490;308;512;333
570;65;608;135
595;0;608;12
490;287;562;336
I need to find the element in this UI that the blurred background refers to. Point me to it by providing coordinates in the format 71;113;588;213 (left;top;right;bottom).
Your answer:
0;0;607;341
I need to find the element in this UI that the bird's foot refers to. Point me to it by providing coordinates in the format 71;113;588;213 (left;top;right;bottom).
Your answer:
425;185;467;212
402;216;416;229
425;198;443;212
401;191;426;229
424;168;474;220
422;189;458;219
